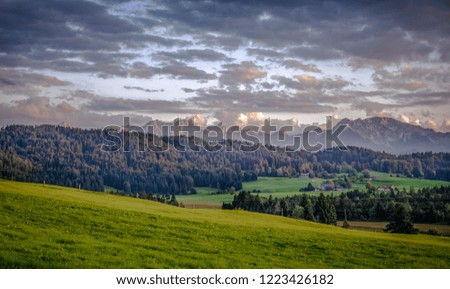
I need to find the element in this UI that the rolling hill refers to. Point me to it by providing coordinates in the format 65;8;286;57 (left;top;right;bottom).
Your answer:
1;179;450;268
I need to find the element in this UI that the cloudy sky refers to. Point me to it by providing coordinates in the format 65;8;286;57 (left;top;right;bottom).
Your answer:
0;0;449;130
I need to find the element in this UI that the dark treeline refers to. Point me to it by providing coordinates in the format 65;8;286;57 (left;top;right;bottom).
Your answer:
225;186;450;225
1;124;450;195
0;125;242;194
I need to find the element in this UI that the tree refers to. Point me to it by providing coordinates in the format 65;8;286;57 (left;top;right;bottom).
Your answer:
362;169;371;178
384;203;418;234
315;193;337;225
123;180;131;193
292;206;305;219
301;182;315;192
301;195;316;221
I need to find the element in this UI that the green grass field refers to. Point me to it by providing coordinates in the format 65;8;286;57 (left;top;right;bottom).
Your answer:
335;221;450;236
1;179;450;268
178;172;450;206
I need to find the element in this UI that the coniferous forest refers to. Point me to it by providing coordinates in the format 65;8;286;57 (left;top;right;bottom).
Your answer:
225;186;450;226
1;124;450;197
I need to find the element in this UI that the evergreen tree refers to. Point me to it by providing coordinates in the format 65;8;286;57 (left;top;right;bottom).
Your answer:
301;195;316;221
385;203;418;234
316;193;337;225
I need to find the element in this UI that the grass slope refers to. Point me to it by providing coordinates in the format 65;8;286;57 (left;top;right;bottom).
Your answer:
1;179;450;268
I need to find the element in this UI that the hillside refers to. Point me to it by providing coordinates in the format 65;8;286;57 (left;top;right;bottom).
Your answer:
1;180;450;268
1;124;450;195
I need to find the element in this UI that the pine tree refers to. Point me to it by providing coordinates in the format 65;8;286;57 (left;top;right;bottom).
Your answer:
316;193;337;225
301;195;316;221
385;203;418;234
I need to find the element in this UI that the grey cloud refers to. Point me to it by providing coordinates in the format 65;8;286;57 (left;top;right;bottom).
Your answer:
123;86;164;93
190;88;335;113
145;35;192;47
281;60;321;73
153;49;233;62
246;48;283;58
159;61;217;81
351;91;450;116
0;0;142;53
259;82;276;89
128;62;159;79
150;0;450;63
128;61;216;81
0;78;15;86
391;91;450;107
0;0;192;79
351;99;390;116
273;75;350;91
373;70;427;91
373;66;450;91
0;97;77;125
0;95;153;128
0;69;71;96
287;46;343;61
196;34;245;51
84;95;203;114
219;61;267;87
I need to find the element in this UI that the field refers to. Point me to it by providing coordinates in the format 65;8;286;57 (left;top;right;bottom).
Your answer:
178;172;450;207
336;221;450;236
1;179;450;268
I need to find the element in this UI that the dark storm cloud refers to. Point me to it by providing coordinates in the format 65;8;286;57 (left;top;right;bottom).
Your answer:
3;0;449;72
0;0;141;53
150;0;450;63
0;0;192;78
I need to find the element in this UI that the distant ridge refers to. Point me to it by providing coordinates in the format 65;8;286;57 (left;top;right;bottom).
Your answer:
336;117;450;154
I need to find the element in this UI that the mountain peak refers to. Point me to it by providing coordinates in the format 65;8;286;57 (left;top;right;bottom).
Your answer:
339;116;450;154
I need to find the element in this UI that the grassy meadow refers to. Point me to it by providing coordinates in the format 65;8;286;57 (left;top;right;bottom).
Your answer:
177;172;450;207
335;221;450;236
1;179;450;268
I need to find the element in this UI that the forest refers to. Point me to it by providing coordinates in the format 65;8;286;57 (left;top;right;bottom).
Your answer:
225;185;450;226
1;124;450;195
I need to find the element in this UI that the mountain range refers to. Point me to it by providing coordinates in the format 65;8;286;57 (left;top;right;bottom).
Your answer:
142;116;450;155
337;117;450;154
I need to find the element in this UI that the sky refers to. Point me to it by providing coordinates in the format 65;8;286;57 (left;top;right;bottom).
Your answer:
0;0;449;130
